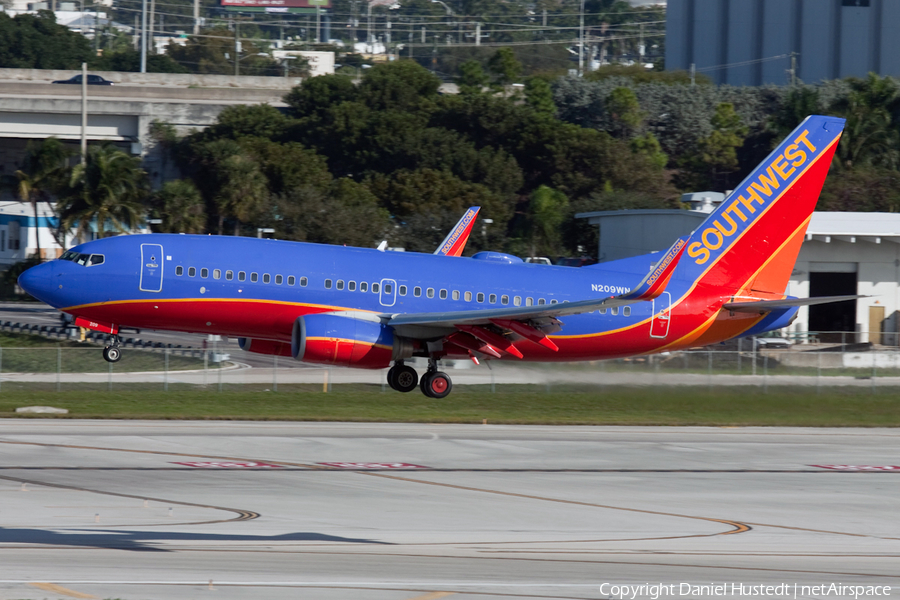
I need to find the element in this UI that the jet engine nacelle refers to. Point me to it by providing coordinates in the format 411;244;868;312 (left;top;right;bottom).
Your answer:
237;338;293;357
292;312;414;369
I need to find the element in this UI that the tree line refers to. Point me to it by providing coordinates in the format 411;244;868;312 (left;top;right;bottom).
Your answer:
10;58;900;262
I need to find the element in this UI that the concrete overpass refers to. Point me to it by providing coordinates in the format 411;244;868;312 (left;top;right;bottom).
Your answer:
0;68;296;186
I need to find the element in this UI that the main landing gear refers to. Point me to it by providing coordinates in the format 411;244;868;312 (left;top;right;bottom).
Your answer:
387;359;453;398
102;335;122;363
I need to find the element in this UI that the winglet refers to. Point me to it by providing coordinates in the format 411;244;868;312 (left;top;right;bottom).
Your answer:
620;235;688;302
434;207;481;257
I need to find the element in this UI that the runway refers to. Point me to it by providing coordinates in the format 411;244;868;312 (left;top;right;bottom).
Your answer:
0;421;897;599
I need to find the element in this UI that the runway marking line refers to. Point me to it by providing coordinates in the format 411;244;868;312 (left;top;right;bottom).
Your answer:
359;472;751;538
28;582;98;599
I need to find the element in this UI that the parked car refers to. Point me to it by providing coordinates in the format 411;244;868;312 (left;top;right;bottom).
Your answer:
52;74;115;86
556;256;597;267
524;256;553;265
754;335;793;349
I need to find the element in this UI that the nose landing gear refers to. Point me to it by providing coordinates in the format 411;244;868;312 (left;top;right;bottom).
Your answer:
102;335;122;363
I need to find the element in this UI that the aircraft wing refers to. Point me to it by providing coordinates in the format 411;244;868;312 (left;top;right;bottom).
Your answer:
381;293;636;328
722;295;866;313
434;207;480;257
384;233;690;357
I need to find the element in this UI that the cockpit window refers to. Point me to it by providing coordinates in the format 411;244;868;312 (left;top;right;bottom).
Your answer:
60;251;104;266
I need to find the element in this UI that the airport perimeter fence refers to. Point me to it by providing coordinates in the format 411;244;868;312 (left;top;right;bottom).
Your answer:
0;331;899;394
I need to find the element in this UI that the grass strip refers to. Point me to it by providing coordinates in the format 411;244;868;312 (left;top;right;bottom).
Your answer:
0;384;898;426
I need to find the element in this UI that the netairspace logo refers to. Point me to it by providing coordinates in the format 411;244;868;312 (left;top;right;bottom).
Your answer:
599;583;893;600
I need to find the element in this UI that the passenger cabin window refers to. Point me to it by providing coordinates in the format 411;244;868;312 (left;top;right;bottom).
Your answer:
464;291;472;302
226;270;234;281
373;283;380;293
477;292;484;303
288;276;295;286
325;279;332;289
176;266;184;276
238;271;246;281
513;296;521;306
414;287;421;297
525;297;533;306
452;290;460;300
384;283;392;294
623;306;631;317
188;267;196;277
360;282;368;292
427;288;435;298
300;277;308;287
213;269;221;279
538;298;545;305
348;281;356;291
611;307;618;315
263;273;271;284
600;308;607;314
200;268;209;278
501;295;509;305
399;285;407;296
440;289;448;300
275;275;283;285
336;280;344;290
489;294;497;304
550;299;558;304
250;272;258;283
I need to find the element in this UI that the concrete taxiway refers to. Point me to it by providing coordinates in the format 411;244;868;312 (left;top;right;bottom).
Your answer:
0;421;896;600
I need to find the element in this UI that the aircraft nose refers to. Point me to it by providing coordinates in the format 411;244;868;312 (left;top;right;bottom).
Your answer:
17;261;57;304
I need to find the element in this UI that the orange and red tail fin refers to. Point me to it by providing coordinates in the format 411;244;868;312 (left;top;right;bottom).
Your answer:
676;115;845;297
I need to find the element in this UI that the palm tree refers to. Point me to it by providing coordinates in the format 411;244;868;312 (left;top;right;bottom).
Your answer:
151;179;206;234
7;138;71;261
215;154;268;237
58;145;150;241
831;73;900;170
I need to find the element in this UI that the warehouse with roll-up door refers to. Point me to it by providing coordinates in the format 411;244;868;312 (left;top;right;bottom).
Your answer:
576;204;900;345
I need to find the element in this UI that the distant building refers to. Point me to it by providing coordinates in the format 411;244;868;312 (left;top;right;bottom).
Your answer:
666;0;900;85
0;201;64;267
575;207;900;344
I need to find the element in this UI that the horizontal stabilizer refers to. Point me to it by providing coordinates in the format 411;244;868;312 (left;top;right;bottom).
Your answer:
723;295;866;313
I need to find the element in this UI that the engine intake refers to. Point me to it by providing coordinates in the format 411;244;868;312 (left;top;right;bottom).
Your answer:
292;312;413;369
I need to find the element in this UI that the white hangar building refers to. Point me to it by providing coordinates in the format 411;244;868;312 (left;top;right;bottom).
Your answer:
577;199;900;345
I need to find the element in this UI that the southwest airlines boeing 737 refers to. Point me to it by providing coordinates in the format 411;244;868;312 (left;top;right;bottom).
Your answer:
18;116;854;398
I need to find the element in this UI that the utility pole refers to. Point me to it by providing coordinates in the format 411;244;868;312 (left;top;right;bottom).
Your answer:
80;62;87;162
234;20;240;76
149;0;155;53
790;52;798;86
193;0;199;34
140;0;147;72
690;62;695;86
475;22;480;46
578;0;585;76
367;1;372;53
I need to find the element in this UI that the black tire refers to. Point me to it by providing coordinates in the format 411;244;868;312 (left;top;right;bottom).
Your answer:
420;372;434;397
103;346;121;363
393;365;418;393
425;371;452;399
386;366;399;391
